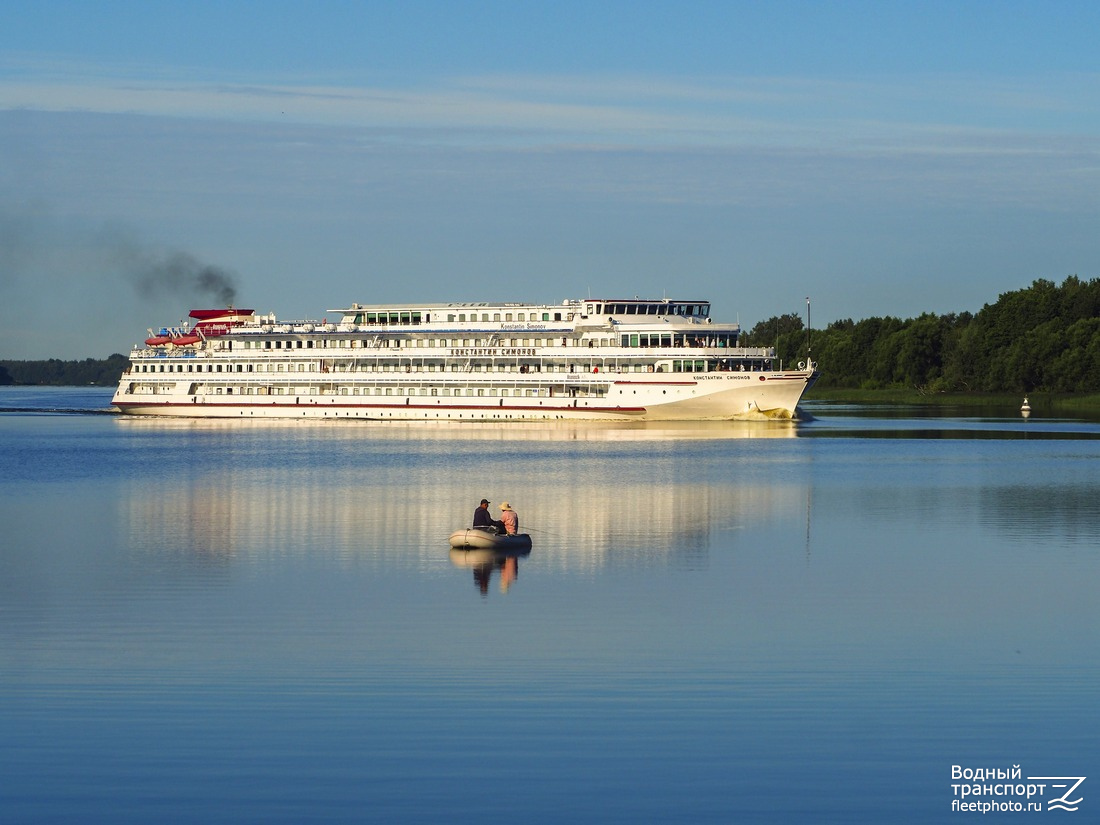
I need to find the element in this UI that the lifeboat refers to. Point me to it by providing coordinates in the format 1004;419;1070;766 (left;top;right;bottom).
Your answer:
448;528;532;550
170;334;201;346
145;328;172;346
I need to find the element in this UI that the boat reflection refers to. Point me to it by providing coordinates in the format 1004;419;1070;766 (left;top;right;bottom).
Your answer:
118;418;811;578
449;547;531;596
115;416;801;441
121;453;802;572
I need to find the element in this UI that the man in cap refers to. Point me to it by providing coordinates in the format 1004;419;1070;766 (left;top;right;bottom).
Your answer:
472;498;504;533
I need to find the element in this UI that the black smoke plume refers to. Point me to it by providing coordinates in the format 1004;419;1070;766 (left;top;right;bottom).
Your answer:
117;245;239;307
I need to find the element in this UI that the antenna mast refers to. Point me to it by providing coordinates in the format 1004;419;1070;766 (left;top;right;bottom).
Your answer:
805;296;812;359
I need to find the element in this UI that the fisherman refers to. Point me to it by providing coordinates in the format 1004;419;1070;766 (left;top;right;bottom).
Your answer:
499;502;519;535
473;498;504;533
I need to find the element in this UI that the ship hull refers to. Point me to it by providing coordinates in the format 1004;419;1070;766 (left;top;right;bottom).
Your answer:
112;370;817;421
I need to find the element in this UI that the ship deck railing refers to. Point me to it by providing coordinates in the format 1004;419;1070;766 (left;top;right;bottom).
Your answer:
131;344;773;358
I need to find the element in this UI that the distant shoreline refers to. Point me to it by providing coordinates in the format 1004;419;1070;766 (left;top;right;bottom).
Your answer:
807;388;1100;414
0;355;128;388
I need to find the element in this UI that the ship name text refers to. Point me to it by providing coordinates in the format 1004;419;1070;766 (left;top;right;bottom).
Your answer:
449;347;538;357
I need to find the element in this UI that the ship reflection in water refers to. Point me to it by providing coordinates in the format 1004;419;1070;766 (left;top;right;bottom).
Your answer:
115;415;804;441
117;417;808;582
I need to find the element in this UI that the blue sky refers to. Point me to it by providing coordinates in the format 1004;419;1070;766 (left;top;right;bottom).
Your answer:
2;1;1098;358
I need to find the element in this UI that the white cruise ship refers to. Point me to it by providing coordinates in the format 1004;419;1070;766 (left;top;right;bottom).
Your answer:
112;298;818;421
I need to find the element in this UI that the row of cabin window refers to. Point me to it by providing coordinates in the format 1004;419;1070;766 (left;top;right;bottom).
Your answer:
623;333;738;347
356;311;569;323
239;337;587;350
446;312;560;322
352;312;423;324
141;361;662;374
204;386;560;398
349;312;562;325
346;307;710;323
234;335;737;351
588;303;709;317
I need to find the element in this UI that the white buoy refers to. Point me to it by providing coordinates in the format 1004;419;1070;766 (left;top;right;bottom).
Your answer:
1021;396;1031;418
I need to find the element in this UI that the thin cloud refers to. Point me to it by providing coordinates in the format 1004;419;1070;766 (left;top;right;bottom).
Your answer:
3;56;1098;152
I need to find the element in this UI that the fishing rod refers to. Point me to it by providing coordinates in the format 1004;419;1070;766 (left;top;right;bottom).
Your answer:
521;526;565;537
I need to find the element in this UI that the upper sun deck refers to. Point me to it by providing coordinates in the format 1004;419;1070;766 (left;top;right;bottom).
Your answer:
130;297;750;357
329;298;718;329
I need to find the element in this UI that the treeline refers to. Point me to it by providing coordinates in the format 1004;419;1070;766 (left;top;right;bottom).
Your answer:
742;276;1100;393
0;355;130;387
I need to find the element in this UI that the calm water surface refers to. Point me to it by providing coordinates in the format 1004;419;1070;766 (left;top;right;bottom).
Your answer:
2;387;1098;823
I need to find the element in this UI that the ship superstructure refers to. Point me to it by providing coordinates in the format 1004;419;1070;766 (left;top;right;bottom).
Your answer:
113;298;818;420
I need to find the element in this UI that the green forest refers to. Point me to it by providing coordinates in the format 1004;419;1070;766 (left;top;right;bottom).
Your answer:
0;354;130;387
2;277;1098;394
742;276;1100;394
